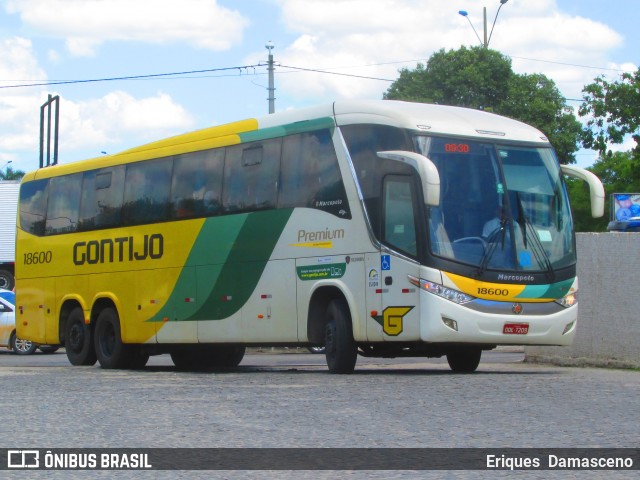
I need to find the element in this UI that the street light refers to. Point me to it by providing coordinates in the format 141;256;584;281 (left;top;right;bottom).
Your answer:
458;0;509;48
488;0;510;47
458;10;483;47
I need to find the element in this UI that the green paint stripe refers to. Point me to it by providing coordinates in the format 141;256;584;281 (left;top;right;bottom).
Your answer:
189;208;293;320
517;278;574;299
239;117;335;143
149;209;293;323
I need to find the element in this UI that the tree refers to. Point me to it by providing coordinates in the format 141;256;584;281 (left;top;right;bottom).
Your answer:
500;73;582;164
566;151;640;232
0;166;25;181
579;70;640;156
384;46;582;164
384;46;512;110
575;70;640;231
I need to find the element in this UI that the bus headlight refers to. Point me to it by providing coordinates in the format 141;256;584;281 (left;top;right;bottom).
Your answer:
408;276;475;305
555;291;578;308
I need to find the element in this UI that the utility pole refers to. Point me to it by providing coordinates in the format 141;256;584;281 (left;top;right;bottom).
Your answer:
483;7;488;48
266;41;275;114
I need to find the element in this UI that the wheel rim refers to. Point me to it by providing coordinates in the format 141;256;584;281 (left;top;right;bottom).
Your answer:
67;322;84;353
14;338;33;353
325;321;337;356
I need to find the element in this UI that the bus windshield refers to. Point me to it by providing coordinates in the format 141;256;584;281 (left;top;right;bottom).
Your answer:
416;136;575;274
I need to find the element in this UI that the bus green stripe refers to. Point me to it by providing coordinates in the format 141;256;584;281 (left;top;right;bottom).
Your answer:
516;278;574;300
238;117;335;143
149;208;293;323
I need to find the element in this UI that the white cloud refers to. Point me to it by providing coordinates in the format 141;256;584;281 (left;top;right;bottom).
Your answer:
5;0;249;56
0;89;195;170
0;34;194;170
0;36;46;90
269;0;626;104
60;91;195;152
0;37;48;169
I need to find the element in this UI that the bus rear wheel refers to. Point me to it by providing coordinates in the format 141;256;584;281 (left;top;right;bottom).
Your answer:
446;347;482;373
94;307;133;369
324;299;357;374
65;307;97;366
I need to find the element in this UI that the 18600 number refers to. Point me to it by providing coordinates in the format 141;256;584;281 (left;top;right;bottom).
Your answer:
477;287;509;296
24;251;53;265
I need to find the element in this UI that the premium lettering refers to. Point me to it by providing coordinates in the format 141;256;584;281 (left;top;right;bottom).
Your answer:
297;228;345;243
73;234;163;265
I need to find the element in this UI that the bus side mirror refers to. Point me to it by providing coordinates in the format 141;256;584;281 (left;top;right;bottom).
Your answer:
377;151;440;207
561;164;605;218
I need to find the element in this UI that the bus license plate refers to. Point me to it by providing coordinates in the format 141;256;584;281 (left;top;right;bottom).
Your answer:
503;323;529;335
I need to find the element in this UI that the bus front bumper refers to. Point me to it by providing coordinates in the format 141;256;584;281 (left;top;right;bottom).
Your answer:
421;294;578;346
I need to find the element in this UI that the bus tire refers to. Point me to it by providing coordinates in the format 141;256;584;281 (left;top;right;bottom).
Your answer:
324;298;357;374
65;307;97;366
207;345;246;368
170;350;197;370
94;307;133;369
446;347;482;373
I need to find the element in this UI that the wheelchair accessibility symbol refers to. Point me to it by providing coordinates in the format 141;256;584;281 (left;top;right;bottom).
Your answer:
381;255;391;271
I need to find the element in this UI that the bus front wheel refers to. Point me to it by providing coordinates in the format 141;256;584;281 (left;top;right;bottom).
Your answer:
324;299;357;374
446;347;482;373
94;307;133;369
65;307;97;366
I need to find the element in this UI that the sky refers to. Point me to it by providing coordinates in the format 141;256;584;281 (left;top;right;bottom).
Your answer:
0;0;638;175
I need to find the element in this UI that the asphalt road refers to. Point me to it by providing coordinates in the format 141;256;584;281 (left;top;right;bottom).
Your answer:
0;348;637;479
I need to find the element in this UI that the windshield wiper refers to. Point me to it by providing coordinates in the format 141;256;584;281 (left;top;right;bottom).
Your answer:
476;218;508;277
515;193;555;281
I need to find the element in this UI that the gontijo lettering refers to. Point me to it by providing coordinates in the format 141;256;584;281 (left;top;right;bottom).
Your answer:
73;234;163;265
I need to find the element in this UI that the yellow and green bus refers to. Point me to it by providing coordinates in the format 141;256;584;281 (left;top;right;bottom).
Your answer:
15;100;604;373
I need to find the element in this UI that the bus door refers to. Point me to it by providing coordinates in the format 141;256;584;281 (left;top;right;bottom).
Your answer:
375;175;421;340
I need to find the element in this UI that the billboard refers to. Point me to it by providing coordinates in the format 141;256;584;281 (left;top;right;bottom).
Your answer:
612;193;640;221
608;193;640;232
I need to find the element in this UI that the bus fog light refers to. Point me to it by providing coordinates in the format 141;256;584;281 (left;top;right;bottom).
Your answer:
442;316;458;331
562;320;576;335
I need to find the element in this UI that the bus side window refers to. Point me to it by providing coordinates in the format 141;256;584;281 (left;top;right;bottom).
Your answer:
122;158;173;225
279;133;307;208
383;176;418;257
223;138;280;213
78;166;125;230
171;149;224;219
19;179;49;236
45;173;83;235
279;129;350;218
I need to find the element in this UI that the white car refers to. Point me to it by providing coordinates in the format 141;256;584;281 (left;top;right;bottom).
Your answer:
0;289;59;355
